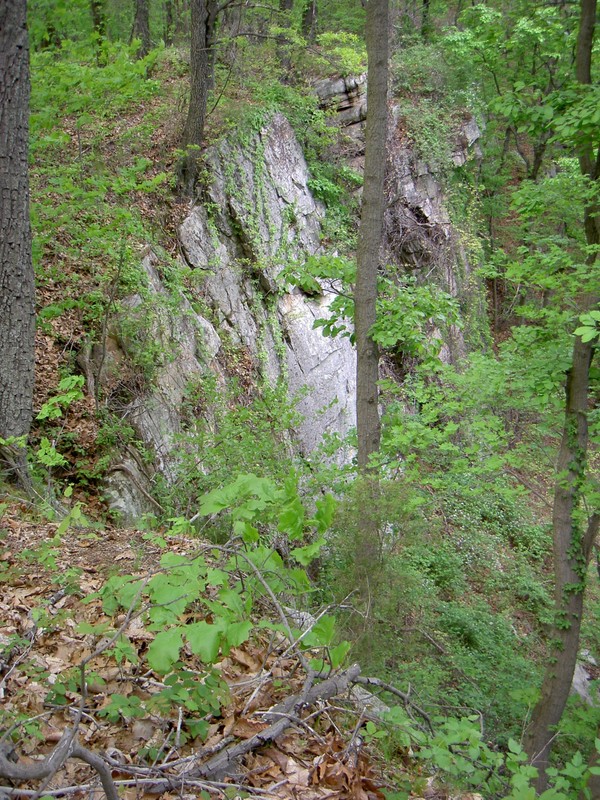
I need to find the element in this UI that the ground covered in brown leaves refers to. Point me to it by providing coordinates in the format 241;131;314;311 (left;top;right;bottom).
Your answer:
0;506;437;800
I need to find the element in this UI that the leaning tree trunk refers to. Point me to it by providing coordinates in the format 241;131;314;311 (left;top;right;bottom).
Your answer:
131;0;151;57
0;0;36;491
525;0;599;788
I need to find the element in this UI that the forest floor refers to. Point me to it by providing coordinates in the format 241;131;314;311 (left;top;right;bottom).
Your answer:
0;500;463;800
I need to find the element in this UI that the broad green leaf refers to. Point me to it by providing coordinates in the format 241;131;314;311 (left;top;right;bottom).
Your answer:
224;620;252;648
218;587;245;617
313;494;337;533
302;615;336;647
329;640;351;668
291;536;326;566
147;627;183;674
186;621;222;663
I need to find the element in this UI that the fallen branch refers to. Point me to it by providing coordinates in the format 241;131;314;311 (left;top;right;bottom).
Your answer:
190;662;361;781
354;675;434;733
0;731;118;800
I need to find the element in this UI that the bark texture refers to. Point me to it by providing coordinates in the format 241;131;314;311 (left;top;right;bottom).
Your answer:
355;0;388;472
525;0;599;786
131;0;151;57
301;0;317;41
90;0;106;38
0;0;36;488
179;0;218;192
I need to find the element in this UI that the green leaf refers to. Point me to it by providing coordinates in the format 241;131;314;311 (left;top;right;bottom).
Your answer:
186;621;222;663
303;615;336;647
218;587;245;617
224;620;252;648
147;627;183;674
290;536;326;566
329;640;351;668
313;494;337;533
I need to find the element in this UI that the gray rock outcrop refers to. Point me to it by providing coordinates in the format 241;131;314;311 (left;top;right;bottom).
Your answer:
178;112;357;457
97;95;484;517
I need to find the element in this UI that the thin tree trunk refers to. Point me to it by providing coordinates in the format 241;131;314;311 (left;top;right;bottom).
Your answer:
0;0;35;492
90;0;106;39
355;0;388;474
165;0;174;45
525;0;599;787
278;0;294;75
421;0;431;40
131;0;151;57
353;0;388;576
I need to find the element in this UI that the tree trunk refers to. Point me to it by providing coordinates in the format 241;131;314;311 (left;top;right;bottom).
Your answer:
0;0;36;491
90;0;106;39
301;0;317;41
179;0;218;192
131;0;151;57
421;0;431;40
278;0;294;76
355;0;388;474
164;0;174;45
525;0;599;787
353;0;388;574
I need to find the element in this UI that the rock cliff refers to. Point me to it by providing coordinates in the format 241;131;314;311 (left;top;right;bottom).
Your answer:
100;99;483;520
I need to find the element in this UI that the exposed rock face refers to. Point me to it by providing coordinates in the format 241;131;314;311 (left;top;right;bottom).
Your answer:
314;74;367;130
103;113;357;517
100;99;483;517
317;74;485;362
178;112;357;458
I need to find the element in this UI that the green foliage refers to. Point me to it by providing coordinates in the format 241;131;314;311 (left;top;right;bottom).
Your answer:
36;376;85;422
371;278;460;364
78;474;341;737
160;377;302;518
368;709;600;799
575;309;600;343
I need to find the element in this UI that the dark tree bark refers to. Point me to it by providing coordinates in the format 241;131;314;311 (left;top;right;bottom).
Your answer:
525;0;600;788
355;0;388;474
0;0;36;490
164;0;174;45
179;0;219;192
131;0;151;57
301;0;317;41
90;0;106;39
